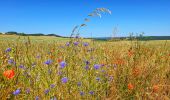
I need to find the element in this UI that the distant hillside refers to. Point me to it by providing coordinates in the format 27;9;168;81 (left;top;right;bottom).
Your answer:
1;31;62;37
144;36;170;40
93;36;170;41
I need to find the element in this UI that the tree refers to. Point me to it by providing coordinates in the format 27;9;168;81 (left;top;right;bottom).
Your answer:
18;32;26;36
5;31;18;35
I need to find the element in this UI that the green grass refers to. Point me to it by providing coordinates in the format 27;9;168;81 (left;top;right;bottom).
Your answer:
0;35;69;42
0;35;170;100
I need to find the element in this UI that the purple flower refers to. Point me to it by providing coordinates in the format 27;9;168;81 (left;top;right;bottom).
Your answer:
94;64;100;70
109;76;114;81
50;84;55;88
36;55;41;59
66;42;70;46
77;82;81;86
89;91;94;95
96;77;100;81
73;41;79;46
35;96;39;100
26;88;30;94
60;61;66;68
8;59;14;64
83;42;89;46
13;89;20;95
80;91;84;96
45;60;52;65
101;70;105;73
44;89;50;94
61;77;68;83
85;61;90;65
6;48;11;52
19;65;25;69
85;66;89;70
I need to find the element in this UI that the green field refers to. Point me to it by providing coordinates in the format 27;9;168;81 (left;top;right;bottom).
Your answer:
0;35;69;42
0;35;170;100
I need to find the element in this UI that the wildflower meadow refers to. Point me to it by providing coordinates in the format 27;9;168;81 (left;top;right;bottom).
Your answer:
0;35;170;99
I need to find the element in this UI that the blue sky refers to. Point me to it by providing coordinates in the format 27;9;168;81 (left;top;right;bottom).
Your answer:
0;0;170;37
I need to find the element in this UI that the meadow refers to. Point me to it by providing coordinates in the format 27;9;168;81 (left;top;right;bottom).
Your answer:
0;35;170;100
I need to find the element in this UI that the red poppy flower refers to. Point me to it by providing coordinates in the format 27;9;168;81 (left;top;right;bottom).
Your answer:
128;83;134;90
153;85;159;92
3;69;15;79
57;58;62;63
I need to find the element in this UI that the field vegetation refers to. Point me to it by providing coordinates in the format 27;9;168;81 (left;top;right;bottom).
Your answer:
0;35;170;100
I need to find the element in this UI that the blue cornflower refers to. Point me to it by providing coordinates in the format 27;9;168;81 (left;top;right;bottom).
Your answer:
77;82;81;86
13;89;20;95
44;89;50;94
94;64;100;70
66;42;70;46
73;41;79;46
85;66;89;70
60;61;66;68
61;77;68;83
19;65;25;69
6;48;11;52
8;59;14;64
85;61;90;65
89;91;94;95
96;77;100;81
45;60;52;65
35;96;39;100
80;91;84;96
83;42;89;46
50;84;55;88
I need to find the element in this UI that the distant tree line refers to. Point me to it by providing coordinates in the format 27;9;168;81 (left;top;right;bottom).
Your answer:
1;31;62;37
112;36;170;41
